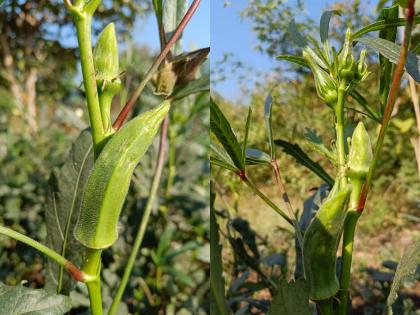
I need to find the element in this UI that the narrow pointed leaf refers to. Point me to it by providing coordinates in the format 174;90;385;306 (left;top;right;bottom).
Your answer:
210;99;245;171
304;128;336;163
246;148;271;165
264;95;275;159
320;10;341;42
242;106;252;165
274;139;334;185
355;36;420;83
171;73;210;99
0;283;72;314
352;16;420;39
276;55;309;68
349;90;381;122
288;19;307;47
45;129;93;294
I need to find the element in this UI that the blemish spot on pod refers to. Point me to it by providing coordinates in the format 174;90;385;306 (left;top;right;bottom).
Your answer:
348;122;372;180
74;101;170;249
303;187;351;300
94;22;119;83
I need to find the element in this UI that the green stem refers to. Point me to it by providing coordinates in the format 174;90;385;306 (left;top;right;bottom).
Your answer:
240;175;294;227
165;125;176;198
108;116;169;315
81;249;103;315
74;15;105;156
0;225;87;282
338;210;361;315
335;82;347;188
318;299;333;315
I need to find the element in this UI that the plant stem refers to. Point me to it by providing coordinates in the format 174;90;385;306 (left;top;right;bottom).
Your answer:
357;0;415;213
108;116;170;315
165;124;176;198
239;174;294;227
338;210;360;315
112;0;202;130
335;82;347;188
0;225;87;282
74;15;105;156
81;249;103;315
318;299;333;315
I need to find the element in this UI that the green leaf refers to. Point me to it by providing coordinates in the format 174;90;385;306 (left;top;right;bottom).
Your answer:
304;128;336;163
171;73;210;99
245;148;271;165
210;99;245;171
210;143;238;172
45;129;93;294
268;279;311;315
152;0;163;18
264;95;275;159
163;0;187;54
352;17;420;39
348;90;381;122
242;106;252;165
210;193;231;315
378;6;399;114
319;10;341;42
387;240;420;314
274;139;334;186
288;19;307;47
355;36;420;83
276;55;309;68
0;282;72;314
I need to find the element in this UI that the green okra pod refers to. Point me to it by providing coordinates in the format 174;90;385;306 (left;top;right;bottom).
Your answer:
303;186;351;300
74;101;170;249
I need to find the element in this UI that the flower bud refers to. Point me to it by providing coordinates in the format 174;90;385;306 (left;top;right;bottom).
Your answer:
303;47;337;106
94;23;119;84
154;60;177;96
348;122;372;179
355;49;369;82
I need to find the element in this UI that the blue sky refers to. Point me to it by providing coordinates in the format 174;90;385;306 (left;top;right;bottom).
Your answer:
211;0;377;102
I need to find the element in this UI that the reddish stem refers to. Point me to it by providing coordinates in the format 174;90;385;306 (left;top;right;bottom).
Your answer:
112;0;202;130
357;0;415;212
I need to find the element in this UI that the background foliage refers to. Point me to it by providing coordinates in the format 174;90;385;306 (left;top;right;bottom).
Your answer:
0;1;209;314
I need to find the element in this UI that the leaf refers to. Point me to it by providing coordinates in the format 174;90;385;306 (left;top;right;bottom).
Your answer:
45;129;93;294
171;73;210;99
210;193;231;315
352;16;420;39
304;128;336;163
264;95;275;159
0;282;72;314
152;0;163;18
348;90;381;122
276;55;309;68
268;279;311;315
242;107;252;165
210;99;245;171
387;240;420;314
288;19;307;47
245;148;271;165
320;10;341;42
274;139;334;186
378;6;399;114
163;0;187;54
355;36;420;83
210;143;238;172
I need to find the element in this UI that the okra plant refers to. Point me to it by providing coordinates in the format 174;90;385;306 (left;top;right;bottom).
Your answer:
0;0;208;314
211;1;419;314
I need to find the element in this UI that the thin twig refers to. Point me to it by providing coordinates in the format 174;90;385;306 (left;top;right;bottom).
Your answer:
112;0;201;130
357;0;416;212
